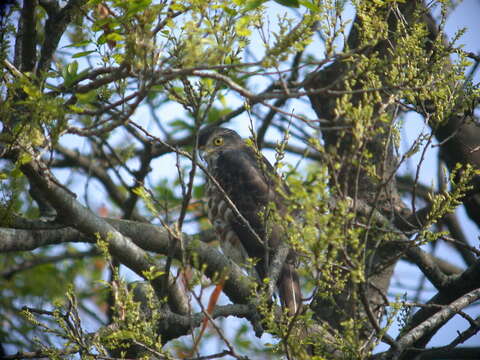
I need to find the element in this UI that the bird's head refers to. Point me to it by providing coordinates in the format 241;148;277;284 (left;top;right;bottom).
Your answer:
197;127;244;162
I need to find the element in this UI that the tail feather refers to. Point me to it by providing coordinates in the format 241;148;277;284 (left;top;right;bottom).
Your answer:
278;263;302;316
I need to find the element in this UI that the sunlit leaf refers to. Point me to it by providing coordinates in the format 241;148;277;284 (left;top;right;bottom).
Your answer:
72;50;96;58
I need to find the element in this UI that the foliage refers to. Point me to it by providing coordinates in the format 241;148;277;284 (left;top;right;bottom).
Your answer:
0;0;479;359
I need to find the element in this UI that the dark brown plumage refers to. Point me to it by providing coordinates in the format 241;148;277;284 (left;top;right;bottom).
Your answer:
198;126;302;315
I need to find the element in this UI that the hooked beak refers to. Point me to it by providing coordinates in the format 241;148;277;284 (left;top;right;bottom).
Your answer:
197;145;206;161
198;146;217;162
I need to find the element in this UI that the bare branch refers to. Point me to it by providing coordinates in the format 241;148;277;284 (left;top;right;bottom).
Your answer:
1;248;99;279
37;0;88;74
386;289;480;359
0;219;254;307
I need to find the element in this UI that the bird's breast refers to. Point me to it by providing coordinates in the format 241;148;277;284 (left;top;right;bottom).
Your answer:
205;180;248;265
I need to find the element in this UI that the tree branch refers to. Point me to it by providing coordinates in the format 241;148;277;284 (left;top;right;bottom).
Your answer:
19;0;37;72
37;0;88;74
53;145;147;222
20;160;188;314
398;259;480;358
0;218;254;308
1;248;99;279
386;289;480;360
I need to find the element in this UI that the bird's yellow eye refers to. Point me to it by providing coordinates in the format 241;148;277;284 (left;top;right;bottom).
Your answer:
213;137;223;146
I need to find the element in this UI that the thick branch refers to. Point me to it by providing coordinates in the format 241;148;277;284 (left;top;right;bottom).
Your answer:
422;11;480;228
157;304;252;342
37;0;88;74
1;248;99;279
20;0;37;72
53;145;146;222
0;219;253;307
404;247;451;290
398;259;480;359
415;347;480;360
20;160;188;314
386;289;480;360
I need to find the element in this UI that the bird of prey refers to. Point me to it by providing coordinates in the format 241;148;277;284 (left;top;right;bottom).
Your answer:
198;126;302;315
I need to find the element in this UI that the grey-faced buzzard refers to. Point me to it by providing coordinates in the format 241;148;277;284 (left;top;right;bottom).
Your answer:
198;127;302;315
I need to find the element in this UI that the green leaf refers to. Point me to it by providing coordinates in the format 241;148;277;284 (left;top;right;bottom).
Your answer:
244;0;265;11
169;119;193;131
274;0;300;7
68;105;84;113
193;184;204;199
44;83;60;91
125;0;152;17
76;90;97;104
66;61;79;76
64;40;91;48
299;0;319;12
112;53;124;64
72;50;96;58
18;152;32;165
105;32;124;42
150;85;163;92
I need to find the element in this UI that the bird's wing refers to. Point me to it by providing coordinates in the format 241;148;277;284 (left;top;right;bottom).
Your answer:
215;148;302;315
214;149;282;271
213;149;271;243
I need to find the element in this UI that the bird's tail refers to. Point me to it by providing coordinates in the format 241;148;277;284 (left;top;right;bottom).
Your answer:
278;263;302;316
